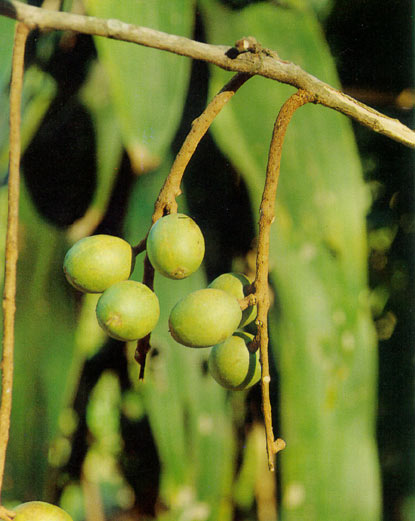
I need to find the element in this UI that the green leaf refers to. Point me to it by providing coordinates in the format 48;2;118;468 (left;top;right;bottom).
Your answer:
85;0;195;173
68;62;124;239
0;15;15;89
282;0;334;19
0;66;56;179
2;183;76;502
200;2;380;519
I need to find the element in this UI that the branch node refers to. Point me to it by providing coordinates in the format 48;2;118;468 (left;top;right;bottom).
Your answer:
235;36;261;54
273;438;286;454
238;292;256;311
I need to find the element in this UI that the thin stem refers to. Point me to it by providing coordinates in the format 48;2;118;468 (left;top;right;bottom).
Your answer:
134;255;155;380
152;72;252;221
0;21;30;517
255;89;315;471
131;235;147;257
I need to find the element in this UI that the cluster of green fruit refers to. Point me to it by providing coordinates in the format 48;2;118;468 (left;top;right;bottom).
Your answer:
63;213;261;391
170;272;260;391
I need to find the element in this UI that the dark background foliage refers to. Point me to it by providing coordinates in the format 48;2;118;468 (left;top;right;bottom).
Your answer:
326;2;415;519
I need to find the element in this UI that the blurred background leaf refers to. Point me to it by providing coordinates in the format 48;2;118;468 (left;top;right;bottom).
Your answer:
0;15;15;88
85;0;195;174
3;184;76;501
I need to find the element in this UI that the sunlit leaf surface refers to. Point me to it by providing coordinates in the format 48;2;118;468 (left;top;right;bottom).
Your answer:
85;0;195;172
200;1;380;519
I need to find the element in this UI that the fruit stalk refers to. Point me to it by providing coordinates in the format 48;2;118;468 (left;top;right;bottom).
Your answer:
0;22;29;518
135;255;155;379
134;72;252;378
254;89;315;470
151;71;252;222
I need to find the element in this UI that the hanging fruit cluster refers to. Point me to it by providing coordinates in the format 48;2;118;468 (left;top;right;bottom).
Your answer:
63;212;260;391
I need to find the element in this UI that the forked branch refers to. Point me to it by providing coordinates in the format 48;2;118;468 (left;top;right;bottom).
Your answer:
0;0;414;148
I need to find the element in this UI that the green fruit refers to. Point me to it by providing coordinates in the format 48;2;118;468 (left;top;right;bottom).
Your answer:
14;501;73;521
169;288;242;347
208;332;261;390
63;234;134;293
147;213;205;279
208;272;257;327
96;280;159;341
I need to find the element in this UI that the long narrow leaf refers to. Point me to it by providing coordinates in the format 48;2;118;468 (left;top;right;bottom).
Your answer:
200;2;381;519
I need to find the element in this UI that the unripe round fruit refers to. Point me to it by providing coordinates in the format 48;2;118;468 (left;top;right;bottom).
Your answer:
14;501;73;521
208;332;261;390
63;235;134;293
208;272;257;327
169;288;242;347
147;213;205;279
96;280;159;341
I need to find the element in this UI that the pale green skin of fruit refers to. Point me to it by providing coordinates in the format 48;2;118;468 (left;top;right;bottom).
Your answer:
96;280;160;341
208;332;261;390
14;501;73;521
147;213;205;279
63;234;134;293
169;288;242;347
208;272;257;327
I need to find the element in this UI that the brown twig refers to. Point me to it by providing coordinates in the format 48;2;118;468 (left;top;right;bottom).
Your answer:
132;71;251;252
131;235;147;257
253;89;316;471
0;0;414;148
134;255;155;380
152;72;252;221
0;21;30;519
133;72;252;379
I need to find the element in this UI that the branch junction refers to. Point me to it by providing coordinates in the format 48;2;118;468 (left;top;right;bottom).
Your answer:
0;0;414;148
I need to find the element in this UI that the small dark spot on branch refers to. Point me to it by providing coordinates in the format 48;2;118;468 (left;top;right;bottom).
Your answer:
225;47;240;59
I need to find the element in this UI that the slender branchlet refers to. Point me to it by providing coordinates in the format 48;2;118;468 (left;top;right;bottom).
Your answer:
151;72;252;221
0;21;30;521
254;89;316;470
134;255;155;379
131;236;147;257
